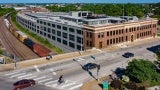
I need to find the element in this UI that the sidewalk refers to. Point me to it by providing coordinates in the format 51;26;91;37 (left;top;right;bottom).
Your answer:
0;48;101;72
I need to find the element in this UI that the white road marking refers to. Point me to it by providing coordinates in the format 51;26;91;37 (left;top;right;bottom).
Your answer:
5;71;19;76
34;65;40;72
18;74;32;79
51;83;58;87
45;80;58;85
34;76;46;80
9;73;26;78
77;58;85;61
24;75;37;79
61;82;76;88
69;83;83;90
38;78;53;83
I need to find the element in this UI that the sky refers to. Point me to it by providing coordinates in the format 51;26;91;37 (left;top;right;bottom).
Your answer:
0;0;159;3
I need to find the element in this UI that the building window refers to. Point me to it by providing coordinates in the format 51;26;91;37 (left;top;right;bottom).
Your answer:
69;42;75;48
126;36;128;41
57;38;61;43
44;22;46;25
107;32;109;36
98;33;100;38
44;33;46;36
57;25;61;29
110;31;112;36
90;41;92;47
44;27;46;31
122;37;123;42
116;38;118;43
116;30;118;34
77;37;82;43
52;29;55;34
69;28;75;33
52;36;55;40
47;28;51;33
40;31;43;35
69;34;75;41
57;31;61;36
87;40;89;46
119;30;121;34
77;30;82;35
87;32;89;37
110;39;112;44
77;45;82;50
113;31;115;35
63;26;67;31
40;21;42;24
48;23;51;26
48;34;51;38
126;29;128;33
113;38;115;44
52;24;55;27
90;33;92;38
63;32;67;39
107;40;109;45
63;40;67;45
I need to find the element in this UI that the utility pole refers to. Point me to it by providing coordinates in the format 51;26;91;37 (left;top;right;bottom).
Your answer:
90;55;101;81
13;54;17;69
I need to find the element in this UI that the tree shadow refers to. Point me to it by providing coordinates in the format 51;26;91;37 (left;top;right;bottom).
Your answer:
73;59;84;70
147;45;160;54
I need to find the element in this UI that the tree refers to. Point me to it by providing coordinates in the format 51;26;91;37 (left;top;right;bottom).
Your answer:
125;59;160;84
157;50;160;61
0;47;2;54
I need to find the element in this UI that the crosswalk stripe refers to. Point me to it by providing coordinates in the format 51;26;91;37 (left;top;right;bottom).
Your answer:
9;73;26;78
34;76;46;81
24;75;37;79
5;71;19;76
61;82;76;88
51;83;58;87
69;83;83;90
18;74;32;79
45;80;58;85
38;78;53;83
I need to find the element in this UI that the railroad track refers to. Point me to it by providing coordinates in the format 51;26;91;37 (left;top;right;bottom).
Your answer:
0;26;27;60
0;16;39;60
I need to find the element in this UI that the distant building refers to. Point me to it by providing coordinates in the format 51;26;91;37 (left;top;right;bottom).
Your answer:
16;10;158;52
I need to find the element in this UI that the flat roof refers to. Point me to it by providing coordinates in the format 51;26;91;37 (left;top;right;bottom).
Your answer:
39;17;82;27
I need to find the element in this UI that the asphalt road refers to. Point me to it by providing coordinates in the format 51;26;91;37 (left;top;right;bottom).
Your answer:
0;38;160;90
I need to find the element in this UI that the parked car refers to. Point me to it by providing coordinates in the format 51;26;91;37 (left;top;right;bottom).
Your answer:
13;79;35;90
83;63;97;71
122;52;134;58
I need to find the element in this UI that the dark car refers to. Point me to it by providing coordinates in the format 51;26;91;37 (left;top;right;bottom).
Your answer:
83;63;97;71
13;79;35;90
122;52;134;58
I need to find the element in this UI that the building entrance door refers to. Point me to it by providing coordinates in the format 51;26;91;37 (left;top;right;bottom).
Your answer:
99;41;103;48
131;35;134;42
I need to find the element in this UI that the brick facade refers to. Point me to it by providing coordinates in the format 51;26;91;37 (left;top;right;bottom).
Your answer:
83;19;158;49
